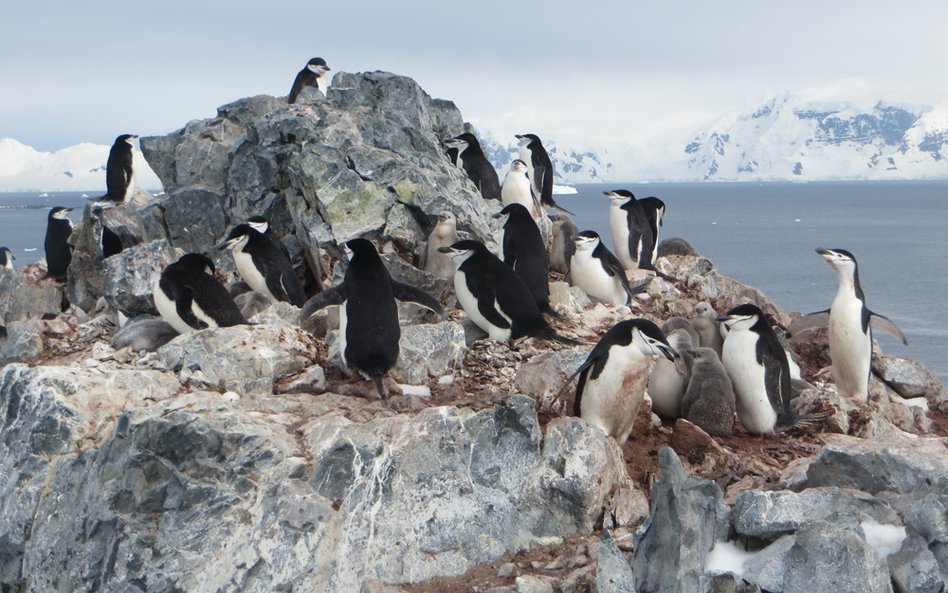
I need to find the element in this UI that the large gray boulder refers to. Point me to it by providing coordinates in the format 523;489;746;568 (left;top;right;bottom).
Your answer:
103;239;180;316
0;364;635;592
632;447;730;593
140;71;496;278
872;352;945;404
0;269;63;323
782;523;894;593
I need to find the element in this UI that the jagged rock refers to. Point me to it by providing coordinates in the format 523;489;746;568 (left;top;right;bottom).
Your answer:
0;269;63;323
514;349;588;410
156;325;319;394
632;448;730;593
596;529;635;593
279;365;327;394
140;71;495;278
888;534;944;593
515;575;554;593
733;487;902;541
103;239;181;316
782;523;893;593
392;320;466;384
906;492;948;546
705;573;761;593
0;319;44;364
791;385;853;434
741;534;795;592
248;300;300;328
805;435;948;495
872;353;945;403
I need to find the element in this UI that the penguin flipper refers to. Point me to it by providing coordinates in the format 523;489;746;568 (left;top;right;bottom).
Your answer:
288;71;306;104
470;279;510;331
300;284;346;320
390;280;444;317
787;310;830;337
869;312;908;345
759;338;793;425
174;291;209;330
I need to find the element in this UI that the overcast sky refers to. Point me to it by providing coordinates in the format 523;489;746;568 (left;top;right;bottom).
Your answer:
4;0;947;151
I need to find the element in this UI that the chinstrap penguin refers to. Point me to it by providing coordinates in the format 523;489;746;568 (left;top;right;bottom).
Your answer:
681;347;736;437
301;238;444;399
91;134;137;204
569;231;644;307
420;211;459;280
637;197;665;269
218;224;306;307
444;133;501;201
495;203;553;315
0;247;14;270
501;159;542;218
44;207;74;280
153;253;248;334
515;133;572;214
719;304;793;435
789;248;907;401
438;240;575;344
604;190;652;271
288;57;331;103
559;318;675;444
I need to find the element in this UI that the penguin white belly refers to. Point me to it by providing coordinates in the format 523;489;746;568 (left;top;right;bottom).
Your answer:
234;250;276;302
338;301;349;368
502;176;533;212
723;330;777;434
153;281;193;335
647;357;686;419
828;295;872;399
581;350;649;443
609;204;634;270
316;76;328;95
454;269;511;341
570;252;626;306
190;300;219;329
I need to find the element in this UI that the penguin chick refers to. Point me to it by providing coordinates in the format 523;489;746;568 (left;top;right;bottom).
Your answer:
681;347;736;437
558;318;675;444
647;328;695;420
420;211;459;280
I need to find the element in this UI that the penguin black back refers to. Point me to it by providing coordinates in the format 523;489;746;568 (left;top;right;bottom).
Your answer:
288;57;330;103
219;224;306;307
158;253;247;331
497;203;552;314
617;192;653;269
446;133;501;200
638;197;665;269
44;206;73;280
104;134;136;202
516;133;572;214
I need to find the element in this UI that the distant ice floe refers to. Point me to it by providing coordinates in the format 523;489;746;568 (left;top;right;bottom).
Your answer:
552;184;577;195
81;193;89;198
38;192;48;197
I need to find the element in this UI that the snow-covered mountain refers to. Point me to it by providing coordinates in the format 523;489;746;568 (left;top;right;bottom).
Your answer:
683;95;948;181
480;96;948;183
0;138;161;192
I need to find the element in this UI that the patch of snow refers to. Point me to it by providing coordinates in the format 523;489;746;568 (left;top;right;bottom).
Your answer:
705;540;756;577
398;384;431;398
438;375;455;385
861;520;906;558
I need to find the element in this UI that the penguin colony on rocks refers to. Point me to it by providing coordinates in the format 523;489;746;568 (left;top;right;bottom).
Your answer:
24;57;910;446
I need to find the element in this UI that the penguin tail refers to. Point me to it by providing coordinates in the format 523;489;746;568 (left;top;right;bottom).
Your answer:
545;201;575;216
540;326;580;346
781;408;834;433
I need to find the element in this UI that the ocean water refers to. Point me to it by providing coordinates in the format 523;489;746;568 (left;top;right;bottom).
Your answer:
1;182;946;381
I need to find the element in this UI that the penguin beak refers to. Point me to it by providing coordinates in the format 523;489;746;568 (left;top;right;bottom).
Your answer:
216;238;235;251
816;247;832;257
437;246;453;254
658;344;676;362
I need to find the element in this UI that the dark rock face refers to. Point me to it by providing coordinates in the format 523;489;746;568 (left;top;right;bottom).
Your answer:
632;447;729;593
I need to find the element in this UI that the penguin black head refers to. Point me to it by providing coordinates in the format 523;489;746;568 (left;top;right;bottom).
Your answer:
115;134;138;145
616;318;676;361
719;303;763;332
48;206;73;221
493;203;531;222
246;215;270;234
305;57;330;74
573;230;601;251
175;253;216;275
640;197;666;226
817;247;857;271
344;238;381;261
603;189;635;203
437;239;486;262
0;247;14;269
515;133;541;147
218;224;261;251
445;132;478;149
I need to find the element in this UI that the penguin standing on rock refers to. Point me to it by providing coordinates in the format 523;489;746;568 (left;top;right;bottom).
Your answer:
218;224;306;307
90;134;137;205
569;230;644;307
638;197;665;269
789;248;907;400
288;57;331;103
44;207;73;280
0;247;14;270
438;240;575;344
515;133;572;214
549;215;578;276
604;190;652;271
501;159;543;218
557;318;676;444
301;239;444;399
495;204;553;315
445;133;501;200
153;253;248;334
719;304;793;435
